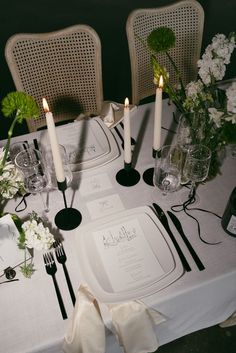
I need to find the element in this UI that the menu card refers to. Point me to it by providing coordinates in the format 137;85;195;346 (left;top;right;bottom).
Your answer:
93;218;165;292
0;214;26;276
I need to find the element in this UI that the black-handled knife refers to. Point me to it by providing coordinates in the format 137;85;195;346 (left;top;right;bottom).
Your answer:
167;211;205;271
152;203;191;272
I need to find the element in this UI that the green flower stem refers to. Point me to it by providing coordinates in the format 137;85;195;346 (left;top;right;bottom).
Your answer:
165;52;185;92
0;110;20;173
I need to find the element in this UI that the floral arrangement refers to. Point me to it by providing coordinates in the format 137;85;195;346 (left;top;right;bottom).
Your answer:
17;211;55;278
0;92;39;203
147;27;236;177
0;147;24;199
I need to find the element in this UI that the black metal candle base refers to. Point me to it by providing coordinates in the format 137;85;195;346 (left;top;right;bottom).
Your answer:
143;167;154;186
55;180;82;231
116;163;140;187
142;148;160;186
55;207;82;231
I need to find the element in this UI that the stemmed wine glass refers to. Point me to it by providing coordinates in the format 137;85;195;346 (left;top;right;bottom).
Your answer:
182;144;211;201
15;147;49;211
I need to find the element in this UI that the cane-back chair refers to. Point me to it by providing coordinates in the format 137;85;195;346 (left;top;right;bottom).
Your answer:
126;0;204;105
5;24;103;132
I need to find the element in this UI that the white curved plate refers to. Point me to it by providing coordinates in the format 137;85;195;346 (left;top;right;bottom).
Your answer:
40;118;120;172
75;206;184;303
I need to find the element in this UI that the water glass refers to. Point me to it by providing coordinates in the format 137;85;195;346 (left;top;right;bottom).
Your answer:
153;145;183;195
15;147;48;193
182;144;211;199
9;141;30;164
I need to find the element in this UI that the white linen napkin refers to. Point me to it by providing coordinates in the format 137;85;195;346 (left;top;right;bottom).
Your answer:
100;100;137;128
63;284;166;353
63;285;105;353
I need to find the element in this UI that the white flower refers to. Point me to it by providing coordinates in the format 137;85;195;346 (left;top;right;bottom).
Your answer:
0;148;24;199
22;218;54;251
185;80;203;99
226;82;236;113
225;114;236;124
197;33;236;84
208;108;224;128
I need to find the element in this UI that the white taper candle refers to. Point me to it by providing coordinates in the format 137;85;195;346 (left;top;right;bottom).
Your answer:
153;75;163;151
42;98;65;183
124;98;132;164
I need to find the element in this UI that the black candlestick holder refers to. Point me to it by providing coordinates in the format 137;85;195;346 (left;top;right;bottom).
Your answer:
55;180;82;230
142;148;160;186
116;162;140;187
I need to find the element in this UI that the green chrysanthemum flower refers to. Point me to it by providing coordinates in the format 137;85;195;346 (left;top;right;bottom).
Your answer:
2;91;39;122
147;27;176;53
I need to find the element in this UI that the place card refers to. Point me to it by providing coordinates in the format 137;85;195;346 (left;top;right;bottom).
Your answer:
79;173;112;197
0;214;25;275
86;194;124;219
93;218;165;292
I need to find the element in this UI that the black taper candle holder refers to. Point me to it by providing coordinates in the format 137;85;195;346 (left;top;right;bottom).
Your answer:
142;148;160;186
54;180;82;230
116;162;140;187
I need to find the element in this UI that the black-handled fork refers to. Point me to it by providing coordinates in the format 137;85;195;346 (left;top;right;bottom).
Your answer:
54;240;76;306
43;252;67;320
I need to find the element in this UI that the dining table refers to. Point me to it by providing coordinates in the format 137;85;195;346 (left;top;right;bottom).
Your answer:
0;98;236;353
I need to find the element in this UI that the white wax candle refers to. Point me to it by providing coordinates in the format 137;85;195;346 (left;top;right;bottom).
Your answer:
153;75;163;151
42;98;65;183
123;97;132;164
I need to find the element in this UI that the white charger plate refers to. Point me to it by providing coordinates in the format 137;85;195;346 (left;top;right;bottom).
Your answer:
40;118;120;172
75;206;184;303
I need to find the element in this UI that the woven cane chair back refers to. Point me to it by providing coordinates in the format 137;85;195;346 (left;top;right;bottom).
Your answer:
126;0;204;105
5;24;103;132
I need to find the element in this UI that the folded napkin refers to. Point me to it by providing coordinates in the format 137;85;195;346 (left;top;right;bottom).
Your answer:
63;285;105;353
100;101;137;128
63;284;166;353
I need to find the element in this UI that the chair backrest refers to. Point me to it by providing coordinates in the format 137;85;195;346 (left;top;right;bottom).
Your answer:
126;0;204;105
5;24;103;132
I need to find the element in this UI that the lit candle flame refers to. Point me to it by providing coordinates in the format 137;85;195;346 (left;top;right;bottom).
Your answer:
159;75;164;89
125;97;129;108
42;98;50;112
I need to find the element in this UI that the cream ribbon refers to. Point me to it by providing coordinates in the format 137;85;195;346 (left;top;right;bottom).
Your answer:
63;284;166;353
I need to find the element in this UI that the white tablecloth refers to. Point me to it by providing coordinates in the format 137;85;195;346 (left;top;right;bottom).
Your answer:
1;100;236;353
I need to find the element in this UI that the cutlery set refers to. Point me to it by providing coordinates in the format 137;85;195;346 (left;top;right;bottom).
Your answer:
43;240;76;320
152;203;205;272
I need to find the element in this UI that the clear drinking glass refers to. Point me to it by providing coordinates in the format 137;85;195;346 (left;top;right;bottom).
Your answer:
153;145;183;195
182;144;211;200
15;147;48;193
176;113;206;184
9;141;30;164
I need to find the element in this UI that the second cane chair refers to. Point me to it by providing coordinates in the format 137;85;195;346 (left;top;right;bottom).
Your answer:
126;0;204;105
5;24;103;132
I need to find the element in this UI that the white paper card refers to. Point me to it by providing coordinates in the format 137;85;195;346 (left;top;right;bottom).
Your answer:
79;173;112;196
0;214;25;275
87;194;124;219
93;218;165;292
